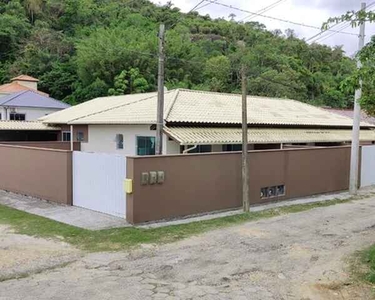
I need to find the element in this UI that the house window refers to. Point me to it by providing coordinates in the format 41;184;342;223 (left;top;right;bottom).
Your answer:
137;136;155;155
116;134;124;149
10;113;25;121
62;131;71;142
223;144;242;151
77;131;84;142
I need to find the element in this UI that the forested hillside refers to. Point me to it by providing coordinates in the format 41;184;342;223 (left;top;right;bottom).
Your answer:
0;0;356;107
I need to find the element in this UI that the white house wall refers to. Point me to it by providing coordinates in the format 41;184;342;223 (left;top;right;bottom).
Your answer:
81;125;182;155
0;107;5;120
165;138;181;154
1;107;62;121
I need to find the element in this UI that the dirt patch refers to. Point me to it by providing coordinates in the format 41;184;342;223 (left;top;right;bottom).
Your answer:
0;225;81;281
299;281;374;300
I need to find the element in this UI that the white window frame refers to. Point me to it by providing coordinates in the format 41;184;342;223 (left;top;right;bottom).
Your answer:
76;131;84;142
62;131;71;142
9;113;26;121
116;134;124;150
136;136;156;156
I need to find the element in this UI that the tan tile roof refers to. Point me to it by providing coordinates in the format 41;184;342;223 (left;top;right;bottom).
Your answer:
11;75;39;82
0;82;48;96
167;90;372;127
42;91;177;124
0;121;59;131
69;90;178;125
41;89;374;128
164;127;375;145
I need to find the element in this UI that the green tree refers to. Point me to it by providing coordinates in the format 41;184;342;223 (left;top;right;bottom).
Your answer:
325;10;375;114
108;68;149;95
204;55;231;92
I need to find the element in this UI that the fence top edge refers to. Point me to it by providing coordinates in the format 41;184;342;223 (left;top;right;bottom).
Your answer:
0;143;71;153
126;145;353;160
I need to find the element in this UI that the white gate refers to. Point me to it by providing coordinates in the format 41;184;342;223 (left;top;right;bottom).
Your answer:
73;151;126;218
361;145;375;188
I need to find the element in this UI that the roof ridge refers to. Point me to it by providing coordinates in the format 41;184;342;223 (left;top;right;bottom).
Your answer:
165;89;180;120
0;90;28;106
26;90;69;107
178;88;300;102
66;91;173;124
1;90;69;109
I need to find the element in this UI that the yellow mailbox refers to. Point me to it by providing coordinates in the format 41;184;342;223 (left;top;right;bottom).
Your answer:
124;179;133;194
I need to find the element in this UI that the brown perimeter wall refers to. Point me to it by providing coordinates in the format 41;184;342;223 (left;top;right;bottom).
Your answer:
126;147;351;224
0;144;72;205
0;141;81;151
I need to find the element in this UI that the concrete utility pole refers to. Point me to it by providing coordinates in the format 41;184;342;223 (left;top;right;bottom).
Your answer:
349;2;366;195
155;24;165;155
241;65;250;212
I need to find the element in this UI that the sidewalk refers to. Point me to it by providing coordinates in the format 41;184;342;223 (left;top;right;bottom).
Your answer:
0;187;374;230
0;190;130;230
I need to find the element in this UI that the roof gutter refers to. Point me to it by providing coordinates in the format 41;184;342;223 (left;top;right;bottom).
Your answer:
183;145;198;154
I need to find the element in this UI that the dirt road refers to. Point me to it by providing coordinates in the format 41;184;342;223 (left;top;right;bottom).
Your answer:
1;198;375;299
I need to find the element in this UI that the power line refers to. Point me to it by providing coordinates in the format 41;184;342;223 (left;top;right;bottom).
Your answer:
240;0;286;22
306;1;375;43
306;21;346;42
203;0;358;36
194;0;219;11
314;23;352;44
188;0;206;13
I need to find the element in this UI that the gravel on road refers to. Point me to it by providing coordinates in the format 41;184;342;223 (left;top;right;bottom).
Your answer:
1;198;375;299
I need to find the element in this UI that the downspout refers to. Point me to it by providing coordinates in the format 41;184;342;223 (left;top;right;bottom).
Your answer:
183;145;198;154
4;107;7;120
70;125;74;151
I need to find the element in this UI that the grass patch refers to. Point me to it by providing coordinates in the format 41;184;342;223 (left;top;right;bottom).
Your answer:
353;244;375;285
0;196;365;252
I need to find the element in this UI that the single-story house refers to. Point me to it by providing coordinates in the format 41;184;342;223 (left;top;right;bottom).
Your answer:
40;89;375;155
0;75;70;121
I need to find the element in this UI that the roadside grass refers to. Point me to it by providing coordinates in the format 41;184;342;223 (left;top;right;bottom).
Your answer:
0;196;367;252
351;244;375;285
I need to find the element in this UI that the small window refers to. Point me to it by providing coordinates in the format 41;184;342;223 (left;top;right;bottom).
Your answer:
137;136;155;155
277;185;285;196
10;113;25;121
268;186;277;198
260;187;268;199
116;134;124;149
62;131;71;142
77;131;84;142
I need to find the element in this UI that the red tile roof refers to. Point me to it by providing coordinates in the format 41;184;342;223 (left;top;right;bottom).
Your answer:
0;82;48;96
10;75;39;82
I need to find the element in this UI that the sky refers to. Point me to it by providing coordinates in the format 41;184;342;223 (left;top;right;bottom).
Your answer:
149;0;375;56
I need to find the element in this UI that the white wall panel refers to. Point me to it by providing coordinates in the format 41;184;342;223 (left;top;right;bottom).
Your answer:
361;145;375;188
73;151;126;218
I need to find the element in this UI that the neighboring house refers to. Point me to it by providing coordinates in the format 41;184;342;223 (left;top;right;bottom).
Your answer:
0;75;48;97
40;89;375;155
324;108;375;125
0;74;69;122
0;90;70;121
